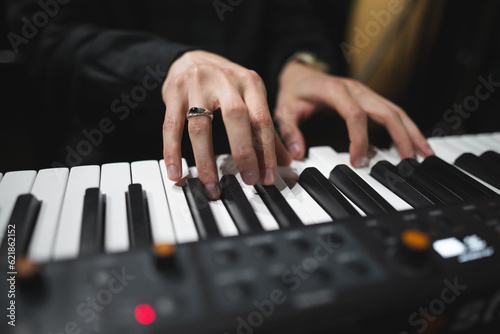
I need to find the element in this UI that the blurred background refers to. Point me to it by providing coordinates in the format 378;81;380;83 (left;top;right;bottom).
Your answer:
1;0;499;173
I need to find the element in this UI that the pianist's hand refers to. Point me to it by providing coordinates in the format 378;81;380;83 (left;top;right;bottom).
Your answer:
162;50;292;200
274;61;435;168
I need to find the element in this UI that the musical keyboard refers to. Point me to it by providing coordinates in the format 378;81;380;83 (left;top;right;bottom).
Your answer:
1;132;500;334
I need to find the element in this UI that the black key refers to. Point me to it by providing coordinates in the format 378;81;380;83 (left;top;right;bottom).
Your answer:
420;156;496;199
370;161;435;208
126;184;151;249
184;178;221;239
80;188;105;257
299;167;360;220
329;164;395;215
1;194;41;256
455;153;500;190
254;183;303;228
481;151;500;169
398;158;463;203
220;175;263;234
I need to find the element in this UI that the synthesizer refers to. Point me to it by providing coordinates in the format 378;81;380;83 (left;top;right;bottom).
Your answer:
1;132;500;334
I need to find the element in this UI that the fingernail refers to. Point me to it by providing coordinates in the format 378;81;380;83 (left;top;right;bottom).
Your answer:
288;142;300;155
425;143;435;156
205;183;220;200
262;169;275;185
241;170;259;185
353;156;370;168
167;164;180;180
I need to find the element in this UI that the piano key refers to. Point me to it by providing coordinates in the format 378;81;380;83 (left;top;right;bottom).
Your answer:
53;166;100;261
474;135;500;151
299;167;361;220
80;188;105;256
131;161;176;245
184;178;221;239
329;164;396;215
0;170;37;247
216;155;279;231
307;147;366;216
481;151;500;169
454;153;500;190
100;162;131;253
397;158;463;203
420;156;497;199
159;159;199;243
370;161;435;208
0;173;2;182
279;161;332;224
428;137;462;163
254;183;304;228
1;194;41;256
308;147;413;211
220;174;264;234
28;168;69;263
189;166;238;237
126;184;152;249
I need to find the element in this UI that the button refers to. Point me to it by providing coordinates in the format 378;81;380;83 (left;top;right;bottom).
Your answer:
224;283;252;302
251;243;275;260
153;243;177;270
319;231;344;248
213;249;238;266
289;238;311;252
345;260;369;276
401;229;430;252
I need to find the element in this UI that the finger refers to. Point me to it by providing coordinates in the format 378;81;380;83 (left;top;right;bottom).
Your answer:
187;112;220;200
369;98;418;160
162;78;187;182
219;82;260;185
385;103;435;158
274;132;293;166
275;104;306;160
322;84;369;167
243;74;278;185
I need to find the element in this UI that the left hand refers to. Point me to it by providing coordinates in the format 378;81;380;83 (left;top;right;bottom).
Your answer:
274;61;435;167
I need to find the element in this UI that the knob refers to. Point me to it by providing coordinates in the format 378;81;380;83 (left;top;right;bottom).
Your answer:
153;243;177;271
398;229;431;266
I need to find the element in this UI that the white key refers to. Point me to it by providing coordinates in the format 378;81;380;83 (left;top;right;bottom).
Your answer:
471;134;500;151
28;168;69;263
216;155;279;231
458;135;493;154
53;166;100;261
0;173;3;183
307;146;366;216
189;167;238;237
278;160;331;224
100;163;131;253
159;159;199;243
0;171;37;247
131;161;176;245
428;137;462;163
274;173;315;224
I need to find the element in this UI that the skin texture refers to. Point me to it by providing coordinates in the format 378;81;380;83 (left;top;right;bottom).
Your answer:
162;50;434;200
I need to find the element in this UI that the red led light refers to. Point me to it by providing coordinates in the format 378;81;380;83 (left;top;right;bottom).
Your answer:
135;303;156;325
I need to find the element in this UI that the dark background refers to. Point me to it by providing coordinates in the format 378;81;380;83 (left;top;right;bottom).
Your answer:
1;0;499;173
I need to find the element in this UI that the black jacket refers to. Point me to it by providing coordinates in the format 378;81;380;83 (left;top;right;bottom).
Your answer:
7;0;340;166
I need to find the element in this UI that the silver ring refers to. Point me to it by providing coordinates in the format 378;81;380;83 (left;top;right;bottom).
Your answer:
186;107;214;121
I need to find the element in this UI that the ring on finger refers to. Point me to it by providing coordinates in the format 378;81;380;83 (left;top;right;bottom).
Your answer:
186;107;214;121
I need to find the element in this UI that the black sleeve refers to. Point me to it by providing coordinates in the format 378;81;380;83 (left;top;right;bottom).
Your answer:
6;0;196;124
264;0;340;106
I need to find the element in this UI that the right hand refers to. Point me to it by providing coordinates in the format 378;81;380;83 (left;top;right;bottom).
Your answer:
161;50;291;200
